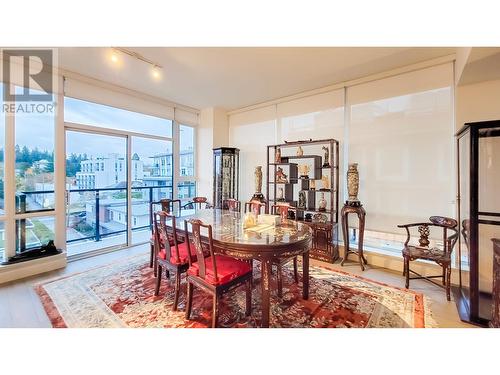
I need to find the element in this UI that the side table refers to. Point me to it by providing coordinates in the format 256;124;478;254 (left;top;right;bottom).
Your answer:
341;202;367;271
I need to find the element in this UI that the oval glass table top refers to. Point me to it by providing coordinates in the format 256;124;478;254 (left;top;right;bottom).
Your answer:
169;208;312;247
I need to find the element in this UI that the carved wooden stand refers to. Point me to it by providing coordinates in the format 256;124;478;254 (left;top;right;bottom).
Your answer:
341;202;367;271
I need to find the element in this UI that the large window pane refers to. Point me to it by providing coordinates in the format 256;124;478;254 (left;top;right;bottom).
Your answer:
66;131;128;256
179;124;194;177
131;136;173;245
177;181;196;206
14;87;55;213
64;97;172;137
15;215;55;254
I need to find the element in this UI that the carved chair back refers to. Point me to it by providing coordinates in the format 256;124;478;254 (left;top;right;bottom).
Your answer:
271;203;297;222
244;200;266;215
185;219;218;282
153;211;182;263
222;198;241;212
398;216;458;254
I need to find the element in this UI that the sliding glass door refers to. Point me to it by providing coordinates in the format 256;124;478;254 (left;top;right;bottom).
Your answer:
65;130;128;257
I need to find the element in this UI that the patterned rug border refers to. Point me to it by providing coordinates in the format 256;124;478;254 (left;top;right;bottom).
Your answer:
34;254;431;328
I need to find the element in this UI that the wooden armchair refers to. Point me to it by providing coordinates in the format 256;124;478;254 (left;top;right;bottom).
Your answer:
183;196;211;210
149;199;183;275
270;204;299;297
222;198;241;212
398;216;458;301
184;218;252;328
153;211;191;311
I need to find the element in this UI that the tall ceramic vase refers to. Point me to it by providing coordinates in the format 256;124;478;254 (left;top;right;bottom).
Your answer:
347;163;359;202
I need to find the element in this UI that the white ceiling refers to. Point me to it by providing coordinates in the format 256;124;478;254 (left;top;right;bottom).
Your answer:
58;47;455;111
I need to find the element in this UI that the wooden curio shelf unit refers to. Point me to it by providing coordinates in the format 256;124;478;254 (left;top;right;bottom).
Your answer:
266;138;340;262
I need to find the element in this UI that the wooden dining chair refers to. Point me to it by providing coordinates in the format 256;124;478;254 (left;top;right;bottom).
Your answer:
398;216;458;301
184;218;252;328
222;198;241;212
244;200;266;215
153;211;193;311
183;196;211;210
270;203;299;297
149;199;183;275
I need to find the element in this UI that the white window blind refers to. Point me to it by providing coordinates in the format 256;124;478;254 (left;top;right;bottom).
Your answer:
346;63;454;234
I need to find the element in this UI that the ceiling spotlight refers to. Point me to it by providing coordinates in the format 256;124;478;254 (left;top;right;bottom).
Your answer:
152;65;161;79
110;52;119;63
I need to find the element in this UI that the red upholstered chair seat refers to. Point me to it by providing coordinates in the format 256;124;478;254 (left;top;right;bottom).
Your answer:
158;242;195;264
188;255;252;285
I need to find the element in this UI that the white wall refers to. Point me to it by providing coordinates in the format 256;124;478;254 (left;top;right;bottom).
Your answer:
197;107;229;201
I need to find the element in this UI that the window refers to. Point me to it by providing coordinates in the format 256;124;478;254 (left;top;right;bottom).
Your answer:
179;125;195;177
65;97;173;137
14;87;55;214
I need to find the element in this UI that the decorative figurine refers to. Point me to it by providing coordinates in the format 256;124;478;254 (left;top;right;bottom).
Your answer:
298;164;310;178
276;167;288;183
322;146;330;167
275;147;281;163
318;192;327;211
296;145;304;156
347;163;360;204
251;166;266;202
276;187;285;202
298;191;306;209
321;175;330;190
310;180;316;190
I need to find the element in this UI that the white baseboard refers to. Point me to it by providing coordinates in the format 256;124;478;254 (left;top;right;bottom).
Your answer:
0;253;67;285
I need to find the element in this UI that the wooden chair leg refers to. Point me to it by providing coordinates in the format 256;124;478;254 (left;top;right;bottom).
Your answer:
245;280;252;316
172;271;181;311
185;281;193;319
446;265;451;301
165;269;170;279
154;265;162;296
211;294;219;328
277;264;283;298
293;257;299;283
404;258;410;289
442;266;446;286
149;243;154;268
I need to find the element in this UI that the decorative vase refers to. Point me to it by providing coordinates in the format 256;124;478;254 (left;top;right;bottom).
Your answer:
318;192;327;211
296;146;304;156
347;163;359;202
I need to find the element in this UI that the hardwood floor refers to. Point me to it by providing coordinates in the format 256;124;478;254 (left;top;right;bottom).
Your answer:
0;244;474;328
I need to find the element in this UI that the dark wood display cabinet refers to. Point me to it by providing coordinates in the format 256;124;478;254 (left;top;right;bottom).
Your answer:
455;120;500;327
266;139;340;262
213;147;239;209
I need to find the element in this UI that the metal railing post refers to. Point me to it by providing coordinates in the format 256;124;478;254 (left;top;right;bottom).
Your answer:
19;194;27;252
149;187;153;229
95;191;101;241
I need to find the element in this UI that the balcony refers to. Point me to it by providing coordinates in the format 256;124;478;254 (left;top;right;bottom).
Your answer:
13;185;179;258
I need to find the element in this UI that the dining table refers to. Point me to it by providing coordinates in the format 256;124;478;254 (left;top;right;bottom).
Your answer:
170;208;313;328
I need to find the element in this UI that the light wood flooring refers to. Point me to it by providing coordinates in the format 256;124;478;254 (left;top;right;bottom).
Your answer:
0;245;474;328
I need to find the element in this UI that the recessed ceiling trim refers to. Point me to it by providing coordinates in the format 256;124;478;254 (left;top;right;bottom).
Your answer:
227;53;456;116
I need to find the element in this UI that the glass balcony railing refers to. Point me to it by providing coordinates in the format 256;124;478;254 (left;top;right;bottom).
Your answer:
14;185;173;256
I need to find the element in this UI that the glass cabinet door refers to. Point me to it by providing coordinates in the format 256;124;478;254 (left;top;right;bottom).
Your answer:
458;131;471;296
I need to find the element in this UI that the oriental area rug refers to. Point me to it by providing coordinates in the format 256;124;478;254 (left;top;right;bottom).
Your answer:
35;255;436;328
